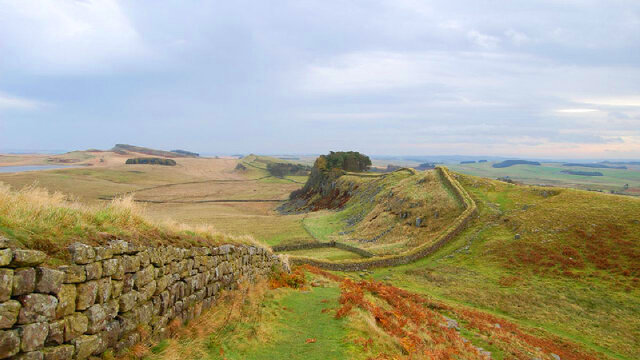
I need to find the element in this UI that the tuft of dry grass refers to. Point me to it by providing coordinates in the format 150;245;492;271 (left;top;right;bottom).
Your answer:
0;182;260;262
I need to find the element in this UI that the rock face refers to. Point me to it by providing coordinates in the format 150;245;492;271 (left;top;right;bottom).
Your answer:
0;240;284;359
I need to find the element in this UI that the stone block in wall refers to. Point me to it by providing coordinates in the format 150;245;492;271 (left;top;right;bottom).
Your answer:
138;302;153;326
54;285;76;319
84;263;102;281
99;320;119;349
103;300;118;321
10;250;46;268
72;334;99;360
68;244;95;265
96;279;111;305
121;255;140;274
0;301;20;329
116;312;137;337
154;276;169;296
42;344;74;360
75;281;98;311
45;320;64;346
106;240;127;256
138;250;150;268
13;268;36;296
0;249;11;267
17;294;57;325
114;331;138;356
84;305;107;335
58;265;85;284
110;281;123;299
94;247;113;262
0;329;20;359
118;291;137;313
12;350;43;360
137;281;156;303
35;268;64;295
0;269;13;302
63;313;87;342
101;258;122;279
133;266;154;289
18;322;48;352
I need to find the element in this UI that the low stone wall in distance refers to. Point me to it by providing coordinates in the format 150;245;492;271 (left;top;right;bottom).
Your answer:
0;239;284;359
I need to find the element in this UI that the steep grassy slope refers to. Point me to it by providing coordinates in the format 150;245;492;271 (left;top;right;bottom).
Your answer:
283;168;464;257
364;173;640;359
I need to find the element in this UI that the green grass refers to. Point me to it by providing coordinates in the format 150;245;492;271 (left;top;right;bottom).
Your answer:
449;162;640;194
213;286;351;360
284;247;363;261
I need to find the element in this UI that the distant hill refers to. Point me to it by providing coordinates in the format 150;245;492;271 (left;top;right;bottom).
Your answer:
112;144;198;158
561;170;603;176
492;159;541;168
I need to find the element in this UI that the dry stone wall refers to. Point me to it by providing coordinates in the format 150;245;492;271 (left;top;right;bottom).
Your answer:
0;239;284;359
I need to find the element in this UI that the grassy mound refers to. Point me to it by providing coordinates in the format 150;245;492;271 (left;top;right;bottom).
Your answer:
0;182;253;262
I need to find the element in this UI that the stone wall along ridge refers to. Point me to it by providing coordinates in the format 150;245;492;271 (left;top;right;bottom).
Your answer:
0;239;285;359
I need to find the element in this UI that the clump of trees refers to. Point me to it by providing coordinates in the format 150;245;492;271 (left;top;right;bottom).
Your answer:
315;151;372;173
492;160;540;168
267;163;311;178
171;149;199;157
125;157;177;166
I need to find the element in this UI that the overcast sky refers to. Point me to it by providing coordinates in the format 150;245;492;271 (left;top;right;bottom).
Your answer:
0;0;639;158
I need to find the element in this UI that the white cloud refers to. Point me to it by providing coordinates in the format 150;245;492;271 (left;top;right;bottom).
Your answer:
0;0;148;74
467;30;500;49
0;92;43;111
504;29;529;46
556;108;599;113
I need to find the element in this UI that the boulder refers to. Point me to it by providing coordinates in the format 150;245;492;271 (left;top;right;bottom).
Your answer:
13;268;36;296
17;294;58;324
0;300;20;329
35;268;64;295
18;322;48;352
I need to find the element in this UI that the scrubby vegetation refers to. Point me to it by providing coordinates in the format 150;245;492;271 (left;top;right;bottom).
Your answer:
171;149;200;157
125;157;177;166
561;170;603;176
266;163;311;178
563;163;627;169
492;160;541;168
0;183;252;262
113;144;197;158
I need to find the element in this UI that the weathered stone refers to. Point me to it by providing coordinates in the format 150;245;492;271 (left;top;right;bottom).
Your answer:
0;269;13;302
12;350;43;360
45;320;64;346
68;243;95;265
76;281;98;311
110;281;123;299
101;258;121;278
54;284;76;318
17;294;58;324
103;300;118;320
114;332;138;356
19;322;48;352
99;321;119;349
94;247;113;262
0;238;9;249
35;268;64;295
118;291;137;313
0;301;20;329
58;265;85;284
514;233;521;240
72;335;99;360
13;268;36;296
0;249;12;267
0;329;20;359
133;266;154;289
138;281;156;303
84;263;102;281
122;256;140;273
63;313;88;342
10;250;46;267
96;278;111;304
107;240;127;255
42;345;74;360
84;305;107;334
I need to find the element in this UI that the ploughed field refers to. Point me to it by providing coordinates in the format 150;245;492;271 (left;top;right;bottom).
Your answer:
1;151;639;359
